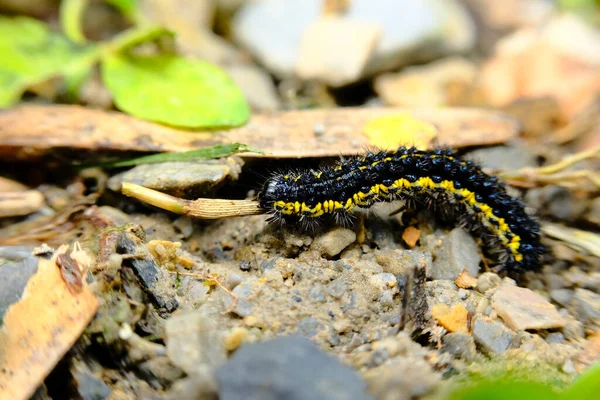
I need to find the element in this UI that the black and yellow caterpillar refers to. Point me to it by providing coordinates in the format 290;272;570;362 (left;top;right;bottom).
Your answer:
257;147;546;272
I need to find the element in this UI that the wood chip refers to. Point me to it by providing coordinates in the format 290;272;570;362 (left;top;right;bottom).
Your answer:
0;190;45;218
0;105;519;160
455;269;478;289
0;245;98;400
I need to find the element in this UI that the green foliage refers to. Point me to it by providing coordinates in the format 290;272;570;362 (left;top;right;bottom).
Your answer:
0;16;96;106
94;143;262;168
446;362;600;400
60;0;89;44
0;2;250;129
102;53;250;128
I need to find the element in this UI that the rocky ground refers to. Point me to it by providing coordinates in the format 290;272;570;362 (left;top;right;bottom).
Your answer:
0;0;599;399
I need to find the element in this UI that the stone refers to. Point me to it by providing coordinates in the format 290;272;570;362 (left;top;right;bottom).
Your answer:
572;288;600;323
0;256;38;321
296;17;380;86
166;310;226;375
427;228;480;280
465;145;537;171
225;64;282;111
441;333;477;361
296;317;326;338
546;332;565;344
550;289;574;307
492;285;565;330
375;57;476;107
364;356;439;400
216;336;372;400
74;370;111;400
472;318;515;355
369;273;397;291
223;283;254;317
327;278;348;299
107;158;243;197
475;272;501;294
312;228;356;258
232;0;474;79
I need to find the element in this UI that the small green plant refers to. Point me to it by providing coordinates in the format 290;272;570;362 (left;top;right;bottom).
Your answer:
0;0;250;129
446;362;600;400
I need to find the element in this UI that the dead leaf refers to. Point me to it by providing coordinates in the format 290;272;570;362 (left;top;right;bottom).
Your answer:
402;226;421;248
0;245;98;400
0;105;518;160
455;269;478;289
431;303;470;333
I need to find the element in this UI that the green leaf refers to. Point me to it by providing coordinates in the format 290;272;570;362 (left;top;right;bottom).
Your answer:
60;0;89;44
447;380;560;400
90;143;262;168
560;363;600;400
106;0;140;22
0;16;97;107
101;52;250;128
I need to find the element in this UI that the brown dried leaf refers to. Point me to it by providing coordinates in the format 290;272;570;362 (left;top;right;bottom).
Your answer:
402;226;421;248
0;105;519;160
455;269;478;289
0;245;98;400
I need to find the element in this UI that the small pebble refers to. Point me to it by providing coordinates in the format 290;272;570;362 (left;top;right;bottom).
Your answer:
226;273;244;290
327;278;348;299
427;229;480;280
492;285;565;330
475;272;501;294
472;318;515;355
312;228;356;258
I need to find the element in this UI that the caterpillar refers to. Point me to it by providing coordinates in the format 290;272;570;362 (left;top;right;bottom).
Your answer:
257;146;546;272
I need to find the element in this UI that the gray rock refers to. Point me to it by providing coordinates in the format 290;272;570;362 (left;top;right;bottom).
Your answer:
308;285;326;302
441;333;477;361
232;0;474;82
472;318;515;355
427;228;480;280
166;310;226;375
475;272;501;294
223;282;254;317
550;289;574;307
561;317;585;341
465;145;536;171
107;158;242;197
0;256;38;321
572;288;600;323
186;280;210;306
216;336;372;400
546;332;565;344
74;371;111;400
327;278;348;299
226;273;244;290
525;186;587;221
296;317;326;338
492;285;565;330
312;228;356;258
225;64;281;111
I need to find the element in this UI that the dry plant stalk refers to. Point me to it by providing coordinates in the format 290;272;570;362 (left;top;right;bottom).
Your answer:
121;182;264;219
497;145;600;188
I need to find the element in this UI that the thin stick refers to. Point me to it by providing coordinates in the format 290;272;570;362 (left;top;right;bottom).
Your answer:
121;182;264;219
